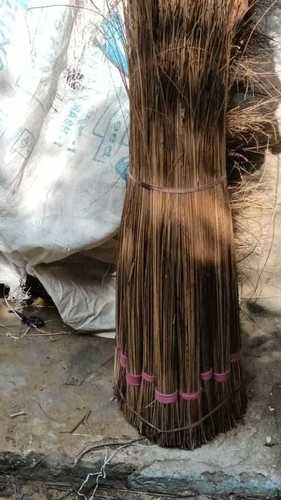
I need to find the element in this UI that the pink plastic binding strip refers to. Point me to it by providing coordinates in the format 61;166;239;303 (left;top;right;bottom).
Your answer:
155;390;178;404
180;390;201;401
120;352;128;368
200;369;213;381
126;373;142;386
214;370;230;383
231;352;241;362
142;372;155;383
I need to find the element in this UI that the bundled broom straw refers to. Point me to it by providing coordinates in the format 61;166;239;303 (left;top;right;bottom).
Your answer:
227;0;280;267
114;0;279;449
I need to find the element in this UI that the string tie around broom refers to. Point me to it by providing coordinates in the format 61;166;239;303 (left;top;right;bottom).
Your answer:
213;370;231;383
179;390;201;401
120;352;128;368
118;350;241;389
116;384;242;434
126;373;142;386
200;369;213;381
155;390;178;404
142;372;155;383
128;173;227;194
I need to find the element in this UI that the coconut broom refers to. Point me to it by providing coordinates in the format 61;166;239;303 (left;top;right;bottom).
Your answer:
114;0;278;449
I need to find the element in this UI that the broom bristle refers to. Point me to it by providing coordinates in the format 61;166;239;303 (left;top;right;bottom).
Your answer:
226;0;281;268
114;0;278;449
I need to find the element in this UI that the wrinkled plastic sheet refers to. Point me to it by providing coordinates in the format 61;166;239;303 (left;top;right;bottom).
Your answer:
0;0;128;331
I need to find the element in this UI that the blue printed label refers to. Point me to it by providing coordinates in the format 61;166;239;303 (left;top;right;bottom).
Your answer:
115;157;129;181
99;12;128;76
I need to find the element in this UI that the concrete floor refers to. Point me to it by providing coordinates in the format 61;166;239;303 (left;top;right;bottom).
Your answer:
0;292;281;499
1;154;281;499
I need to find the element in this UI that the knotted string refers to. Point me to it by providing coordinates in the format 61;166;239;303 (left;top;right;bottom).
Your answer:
128;173;227;194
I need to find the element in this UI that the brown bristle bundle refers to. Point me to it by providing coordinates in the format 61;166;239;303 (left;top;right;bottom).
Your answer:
114;0;279;448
